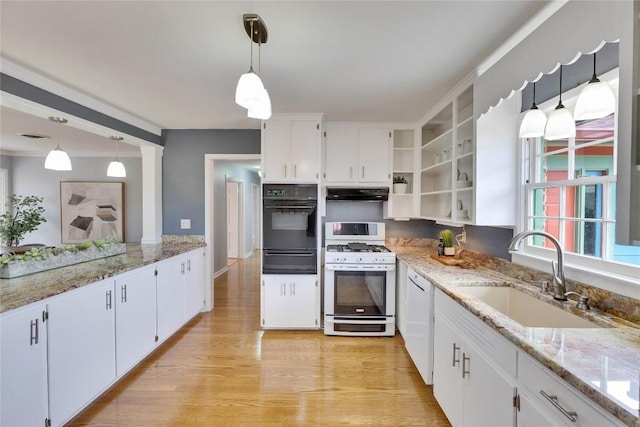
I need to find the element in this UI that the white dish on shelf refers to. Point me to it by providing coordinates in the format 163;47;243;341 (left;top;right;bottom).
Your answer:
457;180;472;188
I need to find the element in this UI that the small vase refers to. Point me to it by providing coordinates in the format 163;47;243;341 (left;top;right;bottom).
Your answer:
393;183;407;194
444;246;455;256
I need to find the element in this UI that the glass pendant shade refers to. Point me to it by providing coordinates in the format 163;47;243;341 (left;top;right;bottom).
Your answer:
44;146;72;171
107;159;126;177
247;88;272;120
574;80;615;120
235;67;265;109
519;106;547;138
544;104;576;140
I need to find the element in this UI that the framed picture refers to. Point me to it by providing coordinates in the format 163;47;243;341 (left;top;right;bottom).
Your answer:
60;181;125;243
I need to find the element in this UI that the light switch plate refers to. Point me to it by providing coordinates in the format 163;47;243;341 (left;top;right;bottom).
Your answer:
180;219;191;229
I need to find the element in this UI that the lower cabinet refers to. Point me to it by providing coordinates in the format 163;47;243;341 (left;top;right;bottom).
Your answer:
433;288;517;427
115;265;157;376
395;260;408;337
47;279;117;426
0;303;49;427
405;268;434;384
156;255;186;342
183;248;205;321
261;274;319;329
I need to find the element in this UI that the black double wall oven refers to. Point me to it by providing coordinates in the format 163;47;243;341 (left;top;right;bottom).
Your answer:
262;184;318;274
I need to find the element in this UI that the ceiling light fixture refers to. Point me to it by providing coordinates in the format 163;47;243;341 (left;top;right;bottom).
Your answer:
107;136;126;177
519;82;547;138
248;28;272;120
544;65;576;141
235;14;271;118
574;52;616;120
45;116;72;171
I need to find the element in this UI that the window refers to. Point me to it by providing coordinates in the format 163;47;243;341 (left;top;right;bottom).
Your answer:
518;69;639;296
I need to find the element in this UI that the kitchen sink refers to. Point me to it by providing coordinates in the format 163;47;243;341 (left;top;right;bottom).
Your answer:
459;286;601;328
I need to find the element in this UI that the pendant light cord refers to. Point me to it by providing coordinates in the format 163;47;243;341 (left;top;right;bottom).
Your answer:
531;82;537;108
558;64;564;107
249;19;254;71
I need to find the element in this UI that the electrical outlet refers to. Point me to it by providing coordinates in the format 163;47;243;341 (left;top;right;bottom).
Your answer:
180;219;191;230
459;230;467;244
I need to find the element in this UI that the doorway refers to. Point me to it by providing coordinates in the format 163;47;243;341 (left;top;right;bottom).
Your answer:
226;178;242;263
251;183;261;251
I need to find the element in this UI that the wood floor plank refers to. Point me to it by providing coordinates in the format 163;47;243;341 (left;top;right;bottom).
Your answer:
67;253;450;426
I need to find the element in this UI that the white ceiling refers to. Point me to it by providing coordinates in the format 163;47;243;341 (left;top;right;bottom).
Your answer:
0;1;550;155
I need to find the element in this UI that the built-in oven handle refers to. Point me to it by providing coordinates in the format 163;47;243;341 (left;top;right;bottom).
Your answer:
264;205;315;209
264;252;316;257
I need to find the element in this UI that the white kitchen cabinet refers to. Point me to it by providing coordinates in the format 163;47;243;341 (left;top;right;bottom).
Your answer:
385;128;416;219
517;352;625;427
183;248;205;321
261;274;319;329
47;278;116;426
261;114;323;183
324;124;391;185
405;269;435;385
433;288;517;427
394;259;408;337
114;265;157;377
0;302;49;427
156;255;186;343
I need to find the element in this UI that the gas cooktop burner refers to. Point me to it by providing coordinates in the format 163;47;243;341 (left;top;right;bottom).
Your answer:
326;243;391;253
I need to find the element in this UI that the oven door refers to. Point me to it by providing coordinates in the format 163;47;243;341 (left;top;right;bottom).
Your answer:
262;202;317;250
262;249;317;274
326;269;388;316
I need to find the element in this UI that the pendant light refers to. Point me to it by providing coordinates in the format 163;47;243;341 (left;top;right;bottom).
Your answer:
247;32;272;120
574;52;616;120
544;65;576;141
519;82;547;138
235;15;267;110
107;136;126;177
45;116;72;171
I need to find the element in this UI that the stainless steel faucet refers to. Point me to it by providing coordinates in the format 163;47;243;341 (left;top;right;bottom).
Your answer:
508;230;568;301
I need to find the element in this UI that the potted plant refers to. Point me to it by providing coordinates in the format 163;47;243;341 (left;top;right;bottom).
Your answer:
438;229;455;256
393;176;408;194
0;194;46;248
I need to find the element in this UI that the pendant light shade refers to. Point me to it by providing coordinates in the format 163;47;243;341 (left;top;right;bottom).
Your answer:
235;14;271;117
235;66;265;109
45;117;72;171
544;65;575;141
519;82;547;138
107;136;126;177
574;53;615;120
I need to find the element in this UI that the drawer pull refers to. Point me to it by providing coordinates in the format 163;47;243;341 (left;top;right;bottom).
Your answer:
540;390;577;422
452;343;460;366
462;352;470;378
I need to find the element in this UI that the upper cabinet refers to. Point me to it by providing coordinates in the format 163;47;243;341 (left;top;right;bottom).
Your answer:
262;114;324;183
324;124;391;185
419;82;516;226
384;128;417;219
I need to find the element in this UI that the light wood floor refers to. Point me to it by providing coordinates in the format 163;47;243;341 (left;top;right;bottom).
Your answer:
68;253;450;426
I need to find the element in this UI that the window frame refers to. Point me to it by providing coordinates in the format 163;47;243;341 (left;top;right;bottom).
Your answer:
515;69;640;299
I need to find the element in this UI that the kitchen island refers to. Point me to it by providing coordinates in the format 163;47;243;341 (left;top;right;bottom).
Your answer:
390;241;640;427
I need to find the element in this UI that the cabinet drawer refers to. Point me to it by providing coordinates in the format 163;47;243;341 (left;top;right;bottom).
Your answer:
519;353;623;427
435;288;517;378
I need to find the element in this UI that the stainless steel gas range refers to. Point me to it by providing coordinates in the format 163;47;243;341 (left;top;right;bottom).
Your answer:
323;222;396;336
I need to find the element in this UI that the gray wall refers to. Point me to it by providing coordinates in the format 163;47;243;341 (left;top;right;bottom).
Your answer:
213;160;261;272
324;200;513;260
2;155;142;245
161;129;261;235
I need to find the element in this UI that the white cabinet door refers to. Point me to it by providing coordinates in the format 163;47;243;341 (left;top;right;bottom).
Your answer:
115;266;157;377
184;248;205;321
291;120;320;182
462;343;515;427
517;388;560;427
261;275;319;329
325;126;358;183
395;260;408;337
262;119;291;182
156;256;186;343
405;271;434;384
433;314;464;427
0;303;49;427
47;279;116;426
358;127;391;183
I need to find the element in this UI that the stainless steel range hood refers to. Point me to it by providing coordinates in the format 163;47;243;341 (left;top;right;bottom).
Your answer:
326;187;389;201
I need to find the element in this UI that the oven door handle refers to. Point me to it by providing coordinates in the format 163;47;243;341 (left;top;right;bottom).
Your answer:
264;251;316;257
264;205;316;209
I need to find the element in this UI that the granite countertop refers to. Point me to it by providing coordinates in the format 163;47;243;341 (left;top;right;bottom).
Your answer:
0;242;205;314
391;245;640;427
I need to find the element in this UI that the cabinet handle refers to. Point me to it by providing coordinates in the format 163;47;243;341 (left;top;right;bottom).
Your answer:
350;166;353;179
106;290;112;310
452;343;460;366
187;259;191;272
284;164;287;178
291;282;296;296
121;284;127;303
294;164;297;177
281;282;286;296
539;390;578;422
462;352;470;378
181;262;185;275
30;318;39;345
362;166;365;178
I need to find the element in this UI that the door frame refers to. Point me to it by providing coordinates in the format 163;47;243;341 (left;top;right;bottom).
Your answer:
225;177;242;260
204;154;260;312
251;183;261;251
